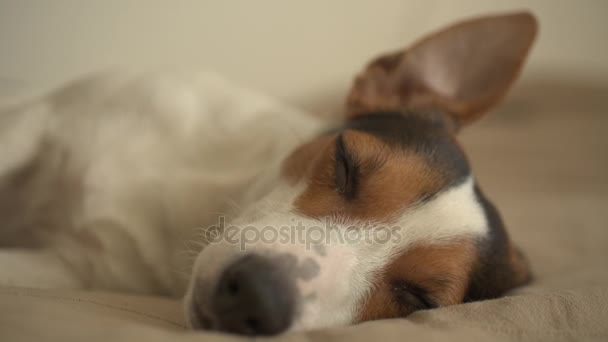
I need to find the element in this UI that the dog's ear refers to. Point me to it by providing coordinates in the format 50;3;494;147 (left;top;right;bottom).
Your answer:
346;12;538;127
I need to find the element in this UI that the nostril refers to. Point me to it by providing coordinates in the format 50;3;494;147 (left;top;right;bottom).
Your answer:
212;255;295;336
227;278;240;295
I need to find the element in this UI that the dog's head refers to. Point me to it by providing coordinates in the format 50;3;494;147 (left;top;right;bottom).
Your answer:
186;11;537;335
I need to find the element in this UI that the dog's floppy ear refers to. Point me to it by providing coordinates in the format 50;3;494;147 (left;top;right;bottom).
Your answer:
346;12;538;127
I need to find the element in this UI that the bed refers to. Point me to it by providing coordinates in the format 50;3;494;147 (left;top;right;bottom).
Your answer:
1;75;607;342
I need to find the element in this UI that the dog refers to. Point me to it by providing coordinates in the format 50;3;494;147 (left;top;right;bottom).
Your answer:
0;11;537;336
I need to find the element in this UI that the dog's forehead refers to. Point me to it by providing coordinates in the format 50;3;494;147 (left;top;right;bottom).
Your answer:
283;111;471;223
344;111;470;186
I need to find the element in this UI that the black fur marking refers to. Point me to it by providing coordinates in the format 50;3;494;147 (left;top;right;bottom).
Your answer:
464;185;526;301
335;134;359;200
344;111;470;191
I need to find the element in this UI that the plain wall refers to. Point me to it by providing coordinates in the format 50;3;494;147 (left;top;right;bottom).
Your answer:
1;0;607;112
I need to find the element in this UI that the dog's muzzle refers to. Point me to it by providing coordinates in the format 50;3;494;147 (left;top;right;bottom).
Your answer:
190;254;296;335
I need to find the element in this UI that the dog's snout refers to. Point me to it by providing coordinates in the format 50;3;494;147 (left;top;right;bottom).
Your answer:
211;255;295;335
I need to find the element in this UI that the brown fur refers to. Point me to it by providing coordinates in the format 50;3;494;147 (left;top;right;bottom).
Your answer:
285;131;445;222
507;244;532;287
356;239;477;321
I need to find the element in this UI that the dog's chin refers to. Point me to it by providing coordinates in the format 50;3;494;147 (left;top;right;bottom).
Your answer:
188;306;214;331
184;293;214;331
188;311;292;336
186;299;293;336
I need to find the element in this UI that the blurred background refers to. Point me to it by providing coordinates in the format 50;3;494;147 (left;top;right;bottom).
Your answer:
0;0;607;273
0;0;607;113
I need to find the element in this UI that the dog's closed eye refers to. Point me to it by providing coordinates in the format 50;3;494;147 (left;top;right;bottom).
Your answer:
392;281;436;310
335;134;359;199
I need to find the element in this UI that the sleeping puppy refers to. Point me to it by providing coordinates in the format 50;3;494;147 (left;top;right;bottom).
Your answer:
0;12;536;336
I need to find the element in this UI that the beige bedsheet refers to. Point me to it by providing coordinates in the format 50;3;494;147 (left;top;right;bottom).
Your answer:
1;77;608;341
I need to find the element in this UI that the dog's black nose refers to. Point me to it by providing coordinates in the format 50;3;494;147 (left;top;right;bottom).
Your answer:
212;254;295;336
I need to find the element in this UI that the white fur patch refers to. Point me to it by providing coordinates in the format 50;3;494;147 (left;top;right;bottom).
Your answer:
0;70;324;294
